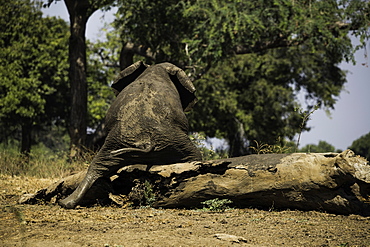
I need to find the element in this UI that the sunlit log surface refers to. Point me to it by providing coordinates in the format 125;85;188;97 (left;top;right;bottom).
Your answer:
20;150;370;215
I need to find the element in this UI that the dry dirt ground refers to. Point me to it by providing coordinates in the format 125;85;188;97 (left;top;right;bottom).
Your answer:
1;175;369;247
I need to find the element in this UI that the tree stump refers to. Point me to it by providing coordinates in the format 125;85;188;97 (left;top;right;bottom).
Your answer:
19;150;370;215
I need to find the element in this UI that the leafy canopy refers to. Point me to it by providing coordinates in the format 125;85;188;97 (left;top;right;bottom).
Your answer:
0;0;69;149
113;0;370;155
116;0;369;67
86;36;120;129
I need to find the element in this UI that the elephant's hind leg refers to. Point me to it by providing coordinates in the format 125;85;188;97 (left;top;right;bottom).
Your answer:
58;147;120;209
58;170;99;209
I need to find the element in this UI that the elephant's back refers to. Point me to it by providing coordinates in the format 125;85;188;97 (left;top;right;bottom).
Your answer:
106;73;189;145
117;77;185;123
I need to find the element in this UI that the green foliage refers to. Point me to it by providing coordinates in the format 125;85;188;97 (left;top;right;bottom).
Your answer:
115;0;191;64
112;0;368;156
116;0;369;67
189;54;304;153
349;132;370;161
1;0;369;159
0;0;69;151
188;50;340;155
0;0;117;152
143;180;156;207
181;0;369;64
86;46;115;128
299;140;337;153
86;26;121;128
190;132;228;160
200;198;233;212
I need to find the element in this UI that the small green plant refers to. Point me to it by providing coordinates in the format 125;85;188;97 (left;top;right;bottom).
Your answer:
200;198;233;212
249;140;270;154
143;180;156;207
250;137;293;154
295;103;320;151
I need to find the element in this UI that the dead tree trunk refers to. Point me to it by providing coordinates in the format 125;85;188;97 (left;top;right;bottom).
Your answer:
20;150;370;215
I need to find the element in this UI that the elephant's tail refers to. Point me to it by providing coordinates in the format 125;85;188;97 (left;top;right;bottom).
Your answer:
110;145;154;156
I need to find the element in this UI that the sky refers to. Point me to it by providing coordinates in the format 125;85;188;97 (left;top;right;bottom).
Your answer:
42;4;370;151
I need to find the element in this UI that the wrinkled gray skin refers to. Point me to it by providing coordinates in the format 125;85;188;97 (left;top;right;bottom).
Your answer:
59;61;202;209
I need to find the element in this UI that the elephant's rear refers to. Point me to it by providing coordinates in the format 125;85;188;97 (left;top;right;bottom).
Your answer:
105;63;202;164
58;62;201;209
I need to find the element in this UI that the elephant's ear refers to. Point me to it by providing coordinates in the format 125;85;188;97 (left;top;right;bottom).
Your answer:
111;61;148;96
165;64;197;112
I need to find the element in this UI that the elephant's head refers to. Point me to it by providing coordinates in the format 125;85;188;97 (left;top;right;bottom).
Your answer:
111;61;198;112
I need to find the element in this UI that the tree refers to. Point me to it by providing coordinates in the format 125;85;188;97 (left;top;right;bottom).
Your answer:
43;0;115;159
85;37;119;149
115;0;369;70
188;53;303;156
86;28;122;132
113;0;369;156
349;132;370;161
299;140;337;153
0;0;69;154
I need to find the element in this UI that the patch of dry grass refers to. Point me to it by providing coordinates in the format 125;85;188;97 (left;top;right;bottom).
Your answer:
0;145;91;179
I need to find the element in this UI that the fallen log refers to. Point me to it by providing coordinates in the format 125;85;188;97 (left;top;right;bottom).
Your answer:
19;150;370;215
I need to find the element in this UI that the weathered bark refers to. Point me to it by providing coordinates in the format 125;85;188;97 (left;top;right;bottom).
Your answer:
65;0;95;159
62;0;116;158
20;150;370;215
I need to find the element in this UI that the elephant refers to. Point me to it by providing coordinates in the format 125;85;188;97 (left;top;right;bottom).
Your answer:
59;61;202;209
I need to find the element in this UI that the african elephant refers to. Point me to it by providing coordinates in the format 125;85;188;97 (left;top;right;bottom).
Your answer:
59;61;202;209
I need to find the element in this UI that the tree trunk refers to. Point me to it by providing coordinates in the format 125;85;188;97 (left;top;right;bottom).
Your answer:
227;118;249;157
64;0;96;159
20;150;370;216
